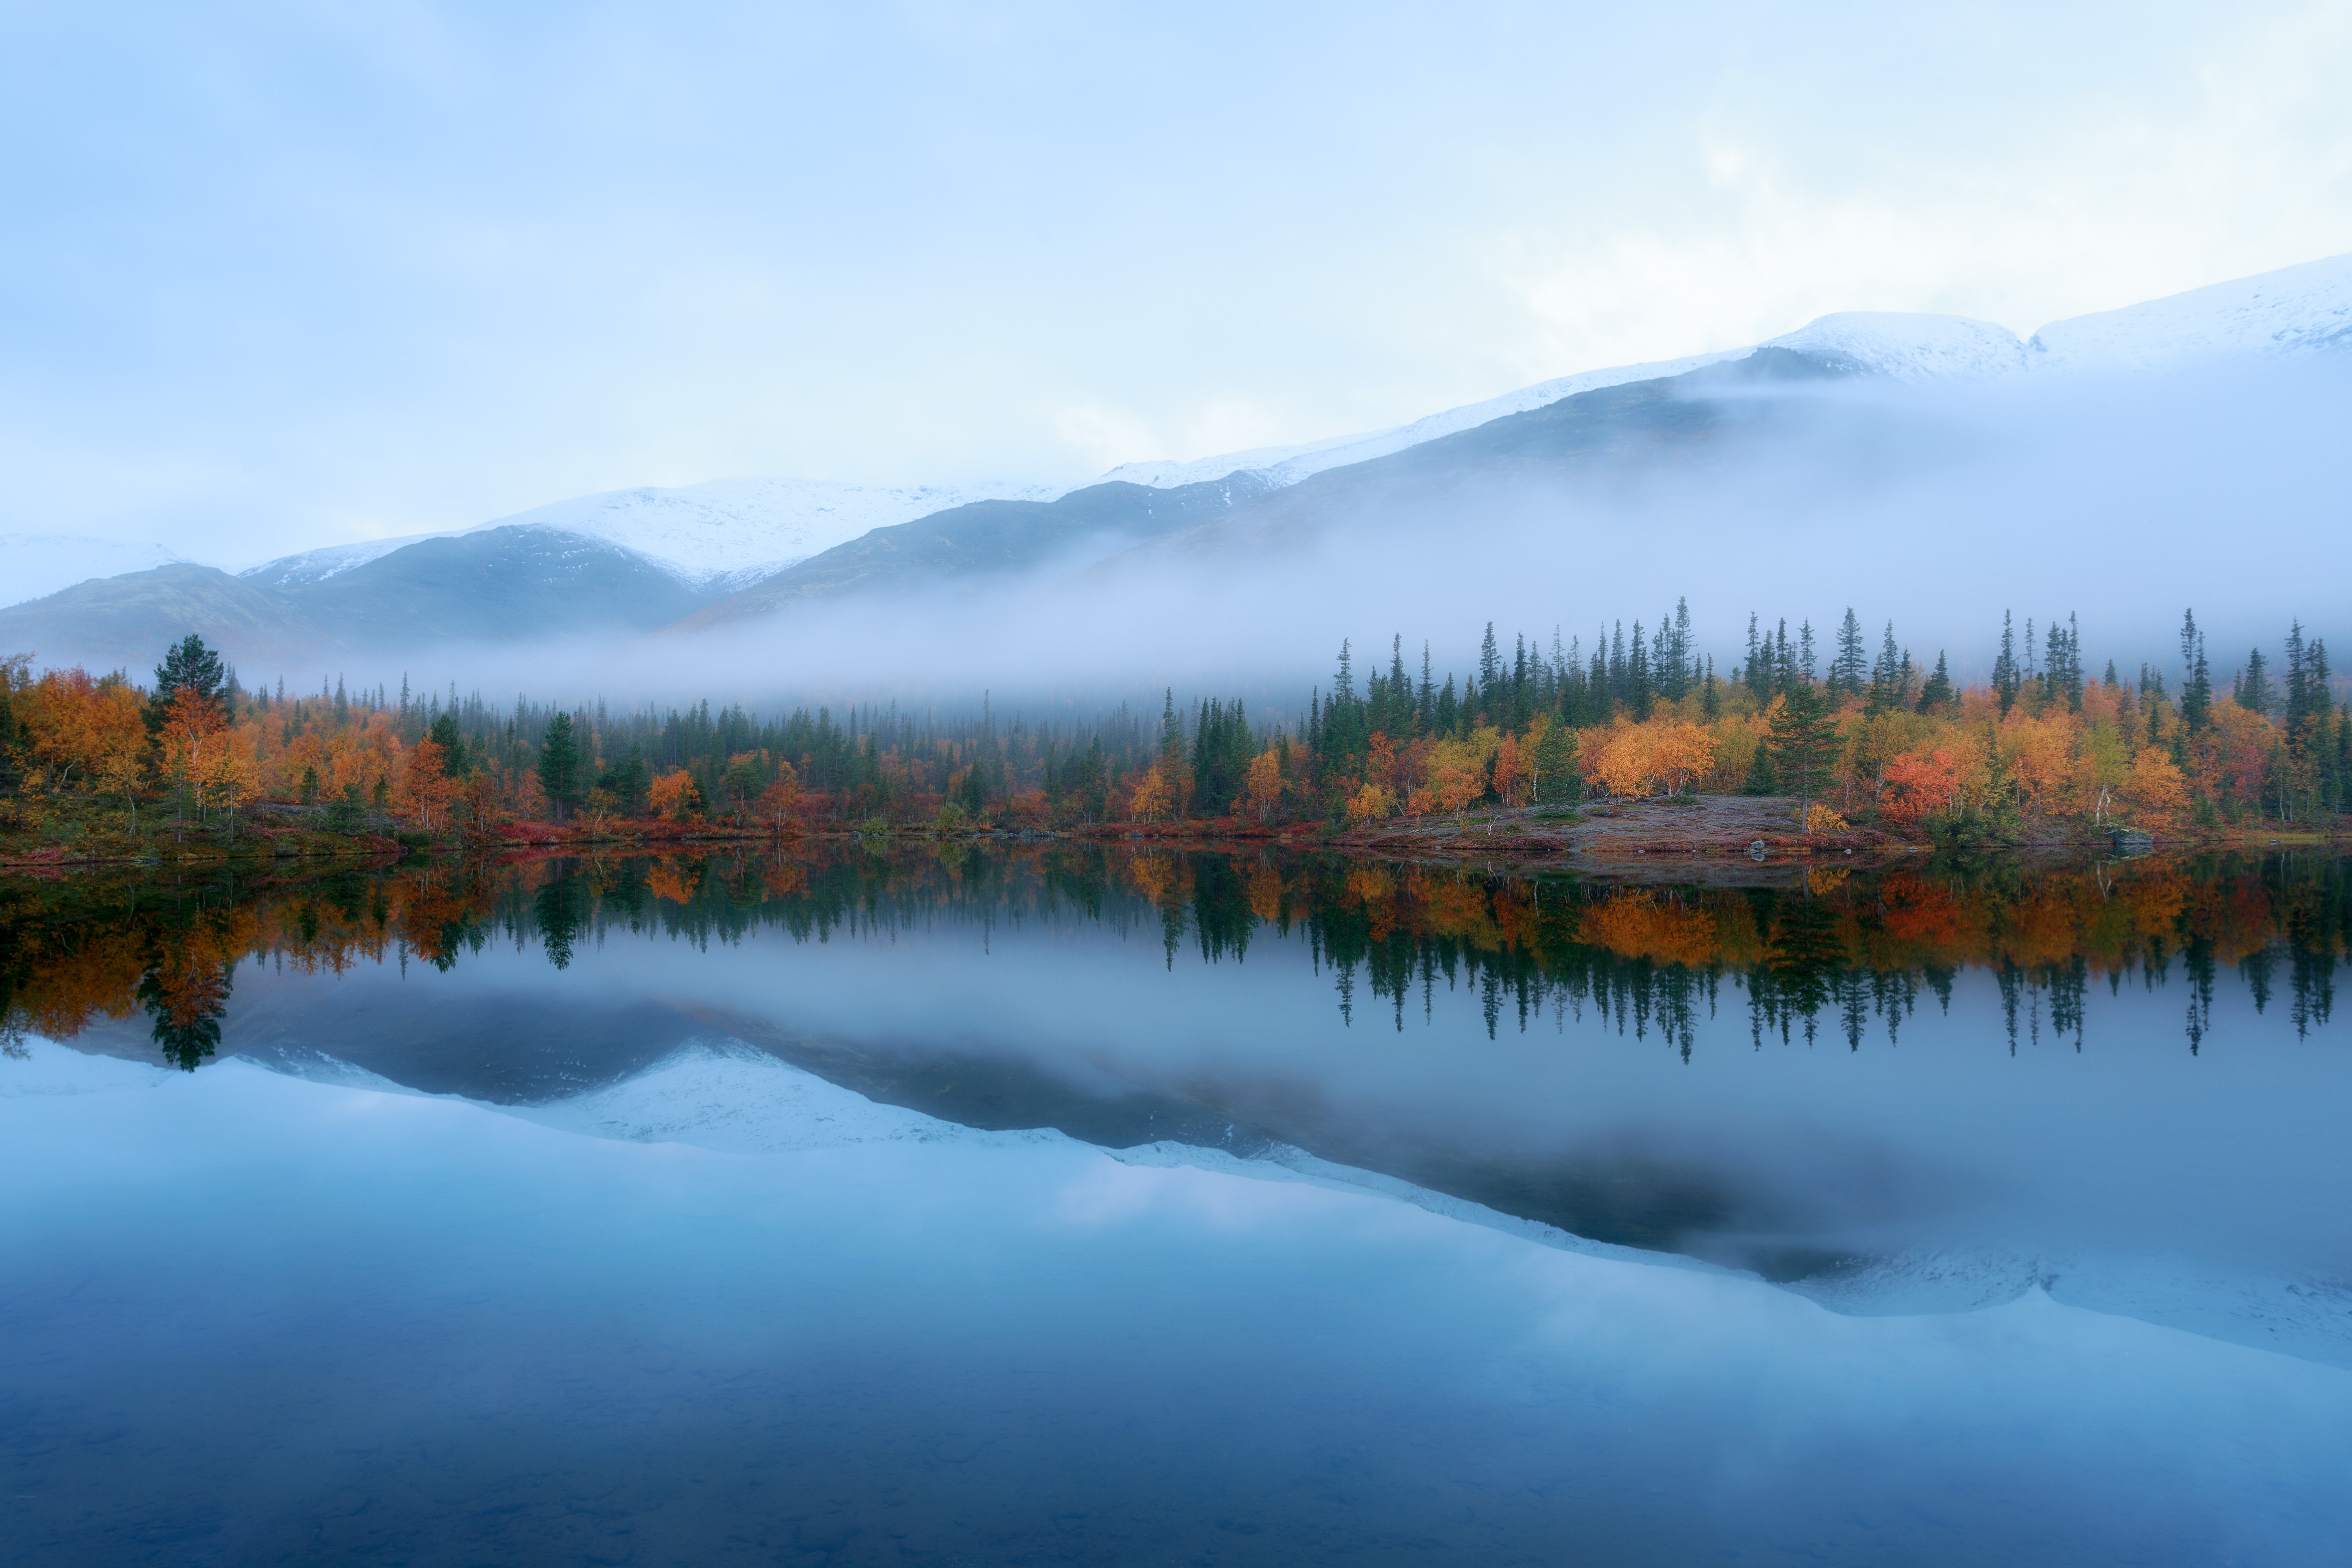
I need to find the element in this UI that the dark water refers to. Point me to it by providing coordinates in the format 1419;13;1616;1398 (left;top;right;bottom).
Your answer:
5;845;2351;1564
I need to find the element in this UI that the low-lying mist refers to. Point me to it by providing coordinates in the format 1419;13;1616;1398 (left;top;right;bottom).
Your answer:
265;351;2352;720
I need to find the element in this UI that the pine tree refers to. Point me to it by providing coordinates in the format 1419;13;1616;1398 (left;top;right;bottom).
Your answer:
538;712;583;820
1832;608;1867;700
1533;721;1578;804
2235;648;2276;717
1992;612;2021;715
426;711;469;777
1477;623;1502;693
1918;651;1955;714
1767;680;1840;830
147;634;229;736
2180;609;2213;729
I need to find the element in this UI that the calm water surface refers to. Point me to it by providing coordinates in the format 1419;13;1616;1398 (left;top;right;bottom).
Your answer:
5;846;2349;1564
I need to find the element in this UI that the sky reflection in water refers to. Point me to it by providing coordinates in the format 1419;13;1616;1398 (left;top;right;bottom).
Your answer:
5;846;2350;1564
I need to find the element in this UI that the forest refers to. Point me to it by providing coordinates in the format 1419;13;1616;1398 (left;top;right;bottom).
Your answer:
1;602;2345;856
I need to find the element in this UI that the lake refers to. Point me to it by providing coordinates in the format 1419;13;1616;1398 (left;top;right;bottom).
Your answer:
5;845;2349;1564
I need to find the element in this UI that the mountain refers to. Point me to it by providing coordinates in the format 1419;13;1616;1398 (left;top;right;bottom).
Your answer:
0;526;723;671
2025;252;2352;371
238;476;1063;598
1097;253;2351;498
1112;345;1883;566
1;534;188;610
0;564;328;672
680;473;1277;629
12;252;2347;669
292;526;715;644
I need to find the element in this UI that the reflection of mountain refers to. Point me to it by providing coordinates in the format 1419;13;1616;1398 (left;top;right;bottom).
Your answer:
20;846;2345;1277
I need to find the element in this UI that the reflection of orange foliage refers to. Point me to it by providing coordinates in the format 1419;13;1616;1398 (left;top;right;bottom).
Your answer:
1582;891;1719;967
10;930;146;1036
1125;851;1182;906
646;862;697;904
1877;874;1963;947
761;862;807;898
1243;861;1285;924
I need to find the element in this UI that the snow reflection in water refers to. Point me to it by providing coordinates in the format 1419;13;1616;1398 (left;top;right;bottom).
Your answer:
5;846;2349;1563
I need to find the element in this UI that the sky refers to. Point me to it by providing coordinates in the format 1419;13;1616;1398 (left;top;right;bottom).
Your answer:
5;0;2350;561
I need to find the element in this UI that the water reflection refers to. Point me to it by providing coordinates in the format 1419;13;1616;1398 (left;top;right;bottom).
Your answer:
4;847;2345;1072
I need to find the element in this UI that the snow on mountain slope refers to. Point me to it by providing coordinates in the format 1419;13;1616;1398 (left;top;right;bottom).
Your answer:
1099;253;2352;497
3;534;186;608
1764;312;2026;378
1098;314;2024;494
461;475;1061;592
2026;251;2352;372
1098;348;1747;492
237;533;442;591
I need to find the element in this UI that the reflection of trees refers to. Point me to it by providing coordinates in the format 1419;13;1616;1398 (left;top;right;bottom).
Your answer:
534;869;589;970
135;913;239;1071
4;846;2346;1062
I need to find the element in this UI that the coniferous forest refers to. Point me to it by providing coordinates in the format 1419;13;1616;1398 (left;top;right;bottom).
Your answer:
2;601;2346;862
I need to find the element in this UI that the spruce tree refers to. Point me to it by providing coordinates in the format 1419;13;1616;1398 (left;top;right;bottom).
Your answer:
1992;612;2021;715
147;634;229;736
1918;651;1955;714
426;710;469;776
538;713;583;820
1766;680;1840;831
2236;648;2276;717
1832;608;1868;700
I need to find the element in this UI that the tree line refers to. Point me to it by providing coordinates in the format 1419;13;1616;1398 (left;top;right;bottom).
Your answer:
1;602;2344;843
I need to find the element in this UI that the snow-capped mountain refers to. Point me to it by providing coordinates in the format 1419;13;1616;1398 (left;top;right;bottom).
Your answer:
1102;252;2351;493
458;475;1062;592
1096;347;1747;492
2026;251;2352;371
1762;312;2027;378
240;475;1064;596
2;534;187;609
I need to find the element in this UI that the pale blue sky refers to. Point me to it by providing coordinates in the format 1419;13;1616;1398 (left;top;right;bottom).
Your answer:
5;1;2348;558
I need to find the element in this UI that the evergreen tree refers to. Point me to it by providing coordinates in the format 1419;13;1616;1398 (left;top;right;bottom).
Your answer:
596;742;649;817
146;634;229;736
425;710;469;776
1865;620;1902;714
1917;651;1955;714
1992;611;2021;715
2235;647;2276;717
2180;609;2213;729
1627;620;1653;721
1766;680;1841;830
1532;722;1578;804
1742;739;1780;795
538;712;584;820
1477;623;1502;693
1832;608;1868;700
